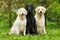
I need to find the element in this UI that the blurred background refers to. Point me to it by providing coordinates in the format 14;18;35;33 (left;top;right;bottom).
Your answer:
0;0;60;27
0;0;60;40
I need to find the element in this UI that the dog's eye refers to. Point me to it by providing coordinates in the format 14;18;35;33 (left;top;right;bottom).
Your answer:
38;9;40;10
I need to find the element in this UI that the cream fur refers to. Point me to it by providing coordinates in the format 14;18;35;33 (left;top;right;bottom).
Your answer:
9;8;27;35
35;6;46;34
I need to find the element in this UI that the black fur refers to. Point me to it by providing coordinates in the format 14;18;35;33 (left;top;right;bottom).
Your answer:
25;4;37;34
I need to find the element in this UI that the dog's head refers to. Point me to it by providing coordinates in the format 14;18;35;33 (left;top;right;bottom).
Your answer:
25;4;34;12
35;6;46;16
17;8;27;16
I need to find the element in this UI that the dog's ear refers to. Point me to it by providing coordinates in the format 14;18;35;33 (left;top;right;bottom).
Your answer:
44;7;46;13
17;10;19;15
35;7;38;12
25;10;28;15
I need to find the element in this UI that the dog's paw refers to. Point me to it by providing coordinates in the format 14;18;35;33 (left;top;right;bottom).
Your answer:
44;32;46;34
16;33;19;35
9;32;12;35
23;32;26;36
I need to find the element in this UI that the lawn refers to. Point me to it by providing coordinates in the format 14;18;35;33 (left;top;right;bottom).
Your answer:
0;17;60;40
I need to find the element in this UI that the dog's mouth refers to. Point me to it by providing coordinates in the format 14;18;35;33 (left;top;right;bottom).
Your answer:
20;13;25;20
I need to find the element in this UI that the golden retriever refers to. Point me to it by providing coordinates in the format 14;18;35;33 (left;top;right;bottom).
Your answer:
35;6;46;34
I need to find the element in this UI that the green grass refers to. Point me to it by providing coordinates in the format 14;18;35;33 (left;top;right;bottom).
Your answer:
0;18;60;40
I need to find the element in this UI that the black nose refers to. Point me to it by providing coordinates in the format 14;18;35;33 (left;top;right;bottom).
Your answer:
28;7;31;11
40;11;42;13
22;13;24;15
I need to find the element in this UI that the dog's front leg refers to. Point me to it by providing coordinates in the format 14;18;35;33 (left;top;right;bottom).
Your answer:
26;26;30;34
23;29;26;35
42;26;46;34
33;23;37;34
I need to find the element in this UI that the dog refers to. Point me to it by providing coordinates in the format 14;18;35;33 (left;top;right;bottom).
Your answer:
25;4;37;34
9;8;27;35
35;6;46;34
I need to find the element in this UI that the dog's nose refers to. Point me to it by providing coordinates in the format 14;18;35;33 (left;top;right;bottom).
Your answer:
40;11;42;13
22;13;24;15
28;7;31;11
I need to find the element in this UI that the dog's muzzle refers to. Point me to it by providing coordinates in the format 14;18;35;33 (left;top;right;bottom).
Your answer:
28;7;31;11
39;11;42;16
40;11;42;14
21;13;24;16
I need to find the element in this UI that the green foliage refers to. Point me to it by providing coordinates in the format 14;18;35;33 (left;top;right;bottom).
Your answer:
0;0;60;23
46;1;60;23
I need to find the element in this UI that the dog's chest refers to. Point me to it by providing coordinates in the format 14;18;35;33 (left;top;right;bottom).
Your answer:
19;19;27;31
19;19;27;26
35;16;45;27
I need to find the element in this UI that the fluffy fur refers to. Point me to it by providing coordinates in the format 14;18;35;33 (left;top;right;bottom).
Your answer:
35;6;46;34
9;8;27;35
25;4;37;34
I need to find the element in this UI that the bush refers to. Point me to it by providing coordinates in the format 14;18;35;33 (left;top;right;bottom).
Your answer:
46;1;60;24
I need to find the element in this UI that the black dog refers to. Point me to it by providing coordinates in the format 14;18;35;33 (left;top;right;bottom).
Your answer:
25;4;37;34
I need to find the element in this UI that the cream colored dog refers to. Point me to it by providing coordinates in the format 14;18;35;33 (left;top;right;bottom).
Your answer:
35;6;46;34
9;8;27;35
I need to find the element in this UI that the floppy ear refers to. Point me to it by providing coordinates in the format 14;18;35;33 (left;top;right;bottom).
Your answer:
44;8;46;12
35;7;37;11
17;9;19;15
44;8;46;13
25;10;27;15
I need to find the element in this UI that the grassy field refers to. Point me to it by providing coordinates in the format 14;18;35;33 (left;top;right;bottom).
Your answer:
0;17;60;40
